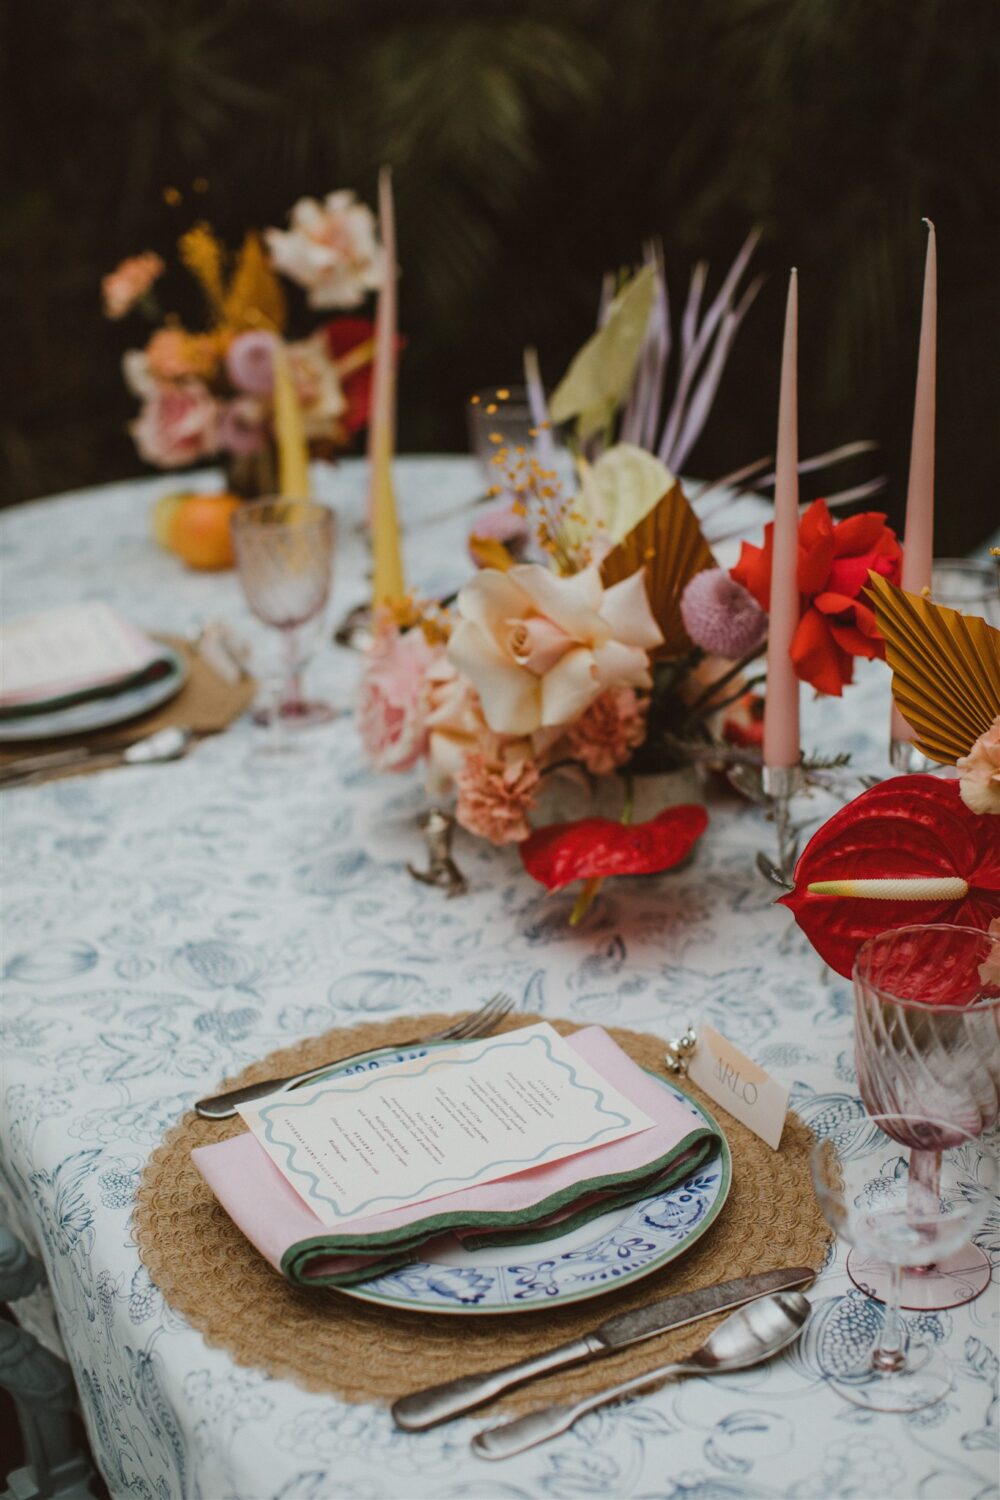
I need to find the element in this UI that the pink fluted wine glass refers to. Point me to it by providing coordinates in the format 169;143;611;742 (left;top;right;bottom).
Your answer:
812;1113;997;1412
231;499;336;737
853;923;1000;1309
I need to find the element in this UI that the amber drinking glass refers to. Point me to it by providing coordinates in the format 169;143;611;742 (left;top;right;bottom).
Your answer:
231;498;336;734
852;924;1000;1309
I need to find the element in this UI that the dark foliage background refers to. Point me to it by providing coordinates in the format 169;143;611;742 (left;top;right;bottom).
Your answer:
2;0;996;551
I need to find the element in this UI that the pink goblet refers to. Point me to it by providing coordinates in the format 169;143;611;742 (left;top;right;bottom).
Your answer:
853;923;1000;1309
231;498;336;734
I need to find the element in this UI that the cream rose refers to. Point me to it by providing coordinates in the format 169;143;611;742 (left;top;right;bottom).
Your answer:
447;564;663;736
424;658;488;795
286;332;347;440
265;191;385;310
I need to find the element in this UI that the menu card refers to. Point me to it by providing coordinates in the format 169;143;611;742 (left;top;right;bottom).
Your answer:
0;602;163;708
238;1022;654;1228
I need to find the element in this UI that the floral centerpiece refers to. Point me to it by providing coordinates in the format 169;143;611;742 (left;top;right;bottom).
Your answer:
357;237;899;916
101;190;388;492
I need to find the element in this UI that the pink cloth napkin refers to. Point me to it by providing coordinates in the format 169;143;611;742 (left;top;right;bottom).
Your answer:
193;1025;716;1285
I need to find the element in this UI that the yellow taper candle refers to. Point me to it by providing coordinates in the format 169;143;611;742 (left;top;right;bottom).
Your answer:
272;342;310;500
368;165;405;606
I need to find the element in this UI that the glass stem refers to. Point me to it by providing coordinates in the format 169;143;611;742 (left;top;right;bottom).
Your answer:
908;1148;942;1202
906;1148;942;1275
281;626;304;716
871;1263;907;1374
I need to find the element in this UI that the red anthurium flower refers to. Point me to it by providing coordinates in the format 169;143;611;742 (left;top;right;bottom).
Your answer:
779;775;1000;979
325;317;405;434
520;804;708;892
731;498;902;696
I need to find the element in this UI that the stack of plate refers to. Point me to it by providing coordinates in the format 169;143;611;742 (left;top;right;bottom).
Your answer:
0;601;187;742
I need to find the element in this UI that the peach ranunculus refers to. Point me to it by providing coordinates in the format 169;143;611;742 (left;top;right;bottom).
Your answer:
979;917;1000;987
265;191;385;310
129;379;219;468
357;619;440;774
145;327;221;381
447;564;663;737
957;716;1000;815
101;252;165;319
565;686;647;775
455;746;541;845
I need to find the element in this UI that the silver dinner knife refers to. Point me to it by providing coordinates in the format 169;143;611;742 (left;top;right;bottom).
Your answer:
391;1265;815;1431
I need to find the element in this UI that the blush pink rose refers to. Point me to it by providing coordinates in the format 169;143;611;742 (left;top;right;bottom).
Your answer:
358;621;439;773
130;379;219;468
217;396;269;455
957;716;1000;815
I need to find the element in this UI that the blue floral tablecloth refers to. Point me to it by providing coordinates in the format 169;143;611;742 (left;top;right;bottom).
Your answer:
1;459;997;1500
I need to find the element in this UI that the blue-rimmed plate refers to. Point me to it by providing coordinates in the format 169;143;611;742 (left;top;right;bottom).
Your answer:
301;1041;731;1316
0;643;187;742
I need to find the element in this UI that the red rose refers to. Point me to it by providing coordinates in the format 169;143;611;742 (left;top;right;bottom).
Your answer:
731;498;902;696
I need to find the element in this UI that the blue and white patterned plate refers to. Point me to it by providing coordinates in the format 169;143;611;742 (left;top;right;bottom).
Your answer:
302;1042;732;1316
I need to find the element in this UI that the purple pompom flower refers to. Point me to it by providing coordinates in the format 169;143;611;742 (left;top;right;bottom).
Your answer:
225;330;279;395
680;567;768;659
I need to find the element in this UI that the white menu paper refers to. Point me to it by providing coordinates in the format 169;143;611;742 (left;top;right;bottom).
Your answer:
238;1023;653;1227
0;602;162;707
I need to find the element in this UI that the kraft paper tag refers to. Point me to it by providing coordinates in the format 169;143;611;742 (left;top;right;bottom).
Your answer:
686;1023;788;1150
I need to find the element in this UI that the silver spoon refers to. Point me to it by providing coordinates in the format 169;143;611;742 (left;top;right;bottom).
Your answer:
472;1291;810;1461
0;725;194;787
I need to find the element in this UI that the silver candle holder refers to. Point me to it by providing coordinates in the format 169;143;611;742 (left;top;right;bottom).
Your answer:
756;762;806;889
888;737;938;776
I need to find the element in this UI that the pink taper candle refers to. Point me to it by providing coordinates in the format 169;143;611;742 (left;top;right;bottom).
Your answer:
891;219;936;741
763;269;801;769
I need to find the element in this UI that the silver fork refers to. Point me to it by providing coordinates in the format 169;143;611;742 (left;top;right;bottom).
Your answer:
194;992;515;1119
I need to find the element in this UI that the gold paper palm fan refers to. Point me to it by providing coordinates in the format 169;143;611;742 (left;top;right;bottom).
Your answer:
600;479;715;657
867;570;1000;763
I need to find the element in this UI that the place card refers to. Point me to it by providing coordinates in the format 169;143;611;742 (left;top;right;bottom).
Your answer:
0;601;162;707
238;1022;654;1228
685;1023;789;1149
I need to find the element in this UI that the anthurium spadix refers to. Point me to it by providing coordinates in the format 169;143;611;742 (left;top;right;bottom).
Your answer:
779;775;1000;978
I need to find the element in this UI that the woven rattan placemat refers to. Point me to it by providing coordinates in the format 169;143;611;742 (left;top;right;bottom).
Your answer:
135;1013;829;1411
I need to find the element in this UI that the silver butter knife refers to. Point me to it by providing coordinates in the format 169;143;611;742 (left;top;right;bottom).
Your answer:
391;1265;814;1431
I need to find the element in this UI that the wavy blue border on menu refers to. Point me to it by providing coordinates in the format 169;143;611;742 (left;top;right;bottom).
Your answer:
253;1029;637;1221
